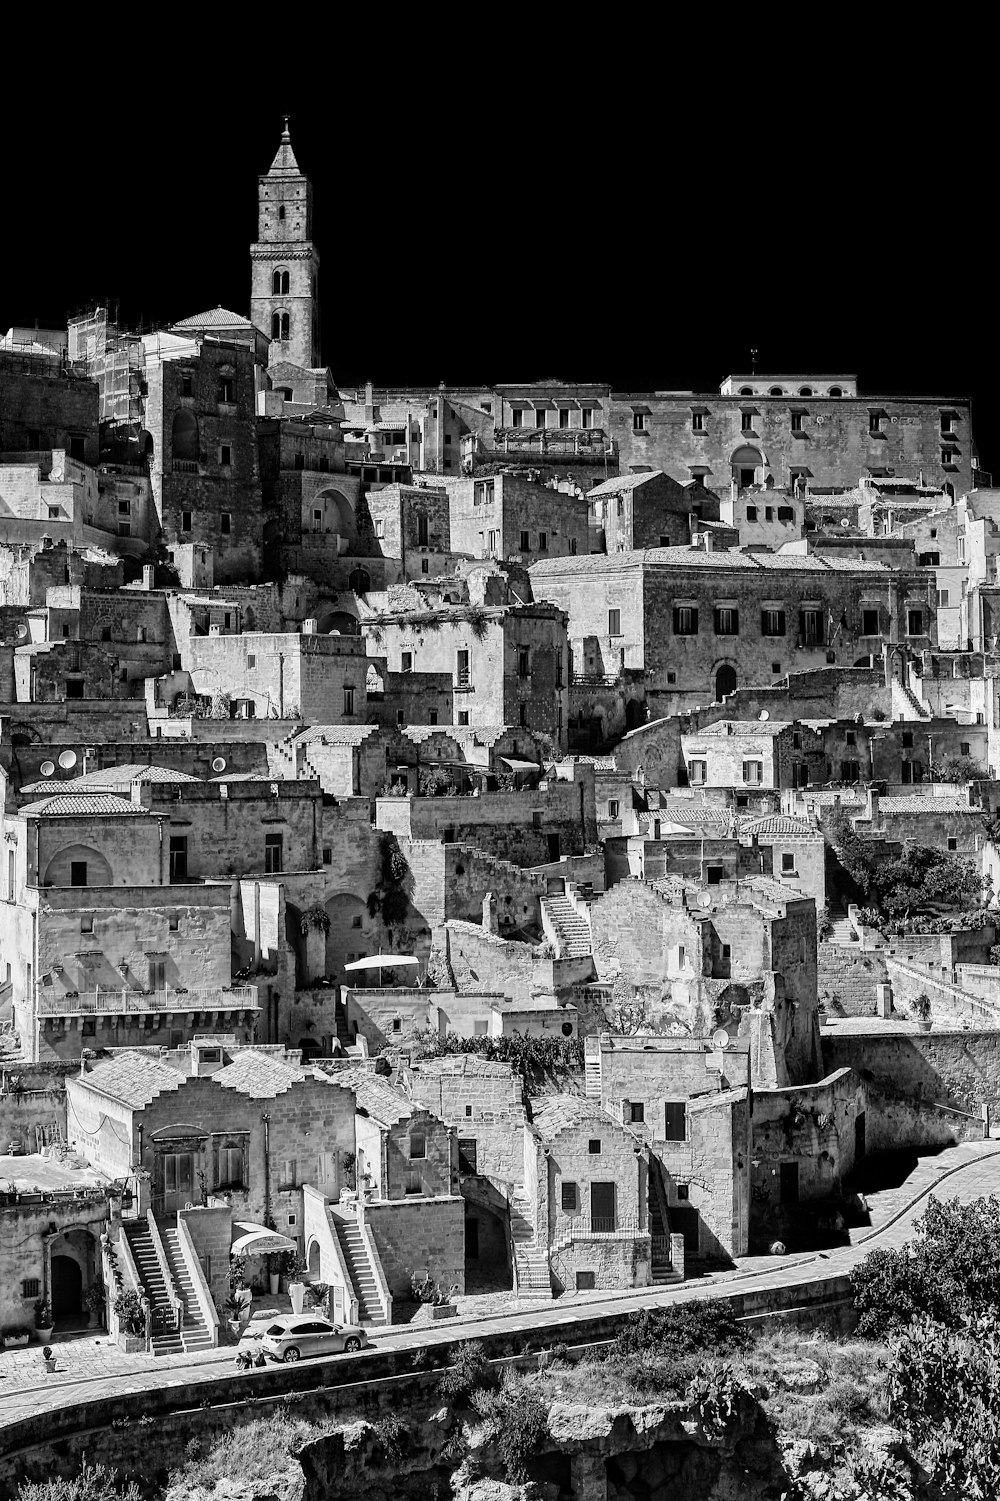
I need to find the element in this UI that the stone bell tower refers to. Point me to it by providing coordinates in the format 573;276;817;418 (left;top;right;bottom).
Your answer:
250;119;321;372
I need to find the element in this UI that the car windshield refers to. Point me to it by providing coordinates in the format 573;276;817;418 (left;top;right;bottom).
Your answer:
265;1324;286;1336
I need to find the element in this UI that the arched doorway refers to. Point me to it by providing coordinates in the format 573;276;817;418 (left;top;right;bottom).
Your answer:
624;698;644;731
307;1240;321;1278
51;1254;83;1320
730;445;764;491
715;664;737;701
171;409;199;463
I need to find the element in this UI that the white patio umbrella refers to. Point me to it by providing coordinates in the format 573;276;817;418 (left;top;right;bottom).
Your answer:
343;953;420;985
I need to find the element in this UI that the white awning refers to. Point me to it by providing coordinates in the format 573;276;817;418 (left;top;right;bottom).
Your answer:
231;1222;298;1257
344;954;419;972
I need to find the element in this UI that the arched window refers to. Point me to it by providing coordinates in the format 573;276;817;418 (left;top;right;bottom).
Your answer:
768;386;785;396
799;386;813;396
278;205;285;221
272;269;289;295
828;386;843;397
271;312;281;340
739;387;754;396
280;270;289;294
280;312;290;340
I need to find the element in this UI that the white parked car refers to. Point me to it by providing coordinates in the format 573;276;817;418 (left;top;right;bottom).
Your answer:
259;1315;369;1363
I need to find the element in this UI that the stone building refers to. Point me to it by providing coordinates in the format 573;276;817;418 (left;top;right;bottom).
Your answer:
142;329;264;583
0;351;99;465
185;627;371;723
587;470;710;554
680;720;827;794
250;123;321;376
322;1063;457;1202
530;547;937;716
588;875;821;1087
608;375;977;499
444;474;589;563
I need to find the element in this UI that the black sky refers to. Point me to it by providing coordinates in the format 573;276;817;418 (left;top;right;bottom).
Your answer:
3;41;997;470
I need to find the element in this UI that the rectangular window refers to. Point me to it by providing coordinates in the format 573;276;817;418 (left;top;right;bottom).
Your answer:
520;530;530;551
689;759;707;784
280;1159;297;1189
781;851;795;873
791;412;804;432
458;1139;478;1173
81;914;94;933
673;605;698;636
632;411;646;431
907;610;923;635
517;648;530;678
630;1102;645;1123
247;653;256;669
948;837;958;851
181;373;193;397
219;377;234;403
456;649;470;687
581;407;593;429
417;514;429;546
869;411;883;435
538;531;547;552
511;408;523;428
741;410;754;432
745;505;758;521
401;650;413;673
22;1277;41;1300
344;686;355;714
561;1181;579;1212
458;711;469;725
70;861;87;888
216;1145;244;1189
588;1138;602;1155
608;799;620;819
691;411;704;432
941;412;955;433
559;407;570;429
862;609;879;636
169;836;188;883
942;448;958;467
800;607;824;646
265;833;283;874
181;511;192;532
608;609;622;637
117;521;131;537
409;1134;426;1159
714;606;738;636
221;512;231;535
375;518;385;539
663;1102;686;1141
761;608;786;637
743;760;763;784
961;742;971;756
220;444;232;466
841;760;861;782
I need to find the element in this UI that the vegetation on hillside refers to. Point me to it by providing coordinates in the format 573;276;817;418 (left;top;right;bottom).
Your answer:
826;806;988;919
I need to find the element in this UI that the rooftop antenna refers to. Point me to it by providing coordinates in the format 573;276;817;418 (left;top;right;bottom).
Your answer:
750;347;759;375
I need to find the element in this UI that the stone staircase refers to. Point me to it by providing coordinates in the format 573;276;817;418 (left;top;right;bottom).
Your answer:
161;1225;213;1352
330;1210;388;1325
122;1217;188;1356
541;894;592;958
892;678;932;721
648;1164;673;1284
824;895;857;946
510;1189;552;1297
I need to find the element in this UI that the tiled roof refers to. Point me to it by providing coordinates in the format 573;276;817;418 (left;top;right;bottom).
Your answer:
740;815;819;836
292;724;384;746
587;471;669;497
531;1094;636;1143
217;1051;308;1098
651;807;731;830
325;1064;414;1125
878;795;978;816
740;875;804;906
171;306;255;330
692;720;791;738
77;1051;184;1108
21;765;202;795
410;1055;518;1080
806;791;867;807
529;547;899;577
20;794;152;817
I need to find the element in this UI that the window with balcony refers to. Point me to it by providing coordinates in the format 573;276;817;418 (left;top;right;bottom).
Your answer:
559;408;570;428
511;408;523;428
800;607;824;646
581;407;593;429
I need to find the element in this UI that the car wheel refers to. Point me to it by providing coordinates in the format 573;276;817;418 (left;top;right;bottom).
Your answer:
283;1345;301;1363
344;1337;361;1353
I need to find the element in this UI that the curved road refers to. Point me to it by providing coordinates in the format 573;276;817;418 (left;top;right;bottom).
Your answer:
2;1139;997;1432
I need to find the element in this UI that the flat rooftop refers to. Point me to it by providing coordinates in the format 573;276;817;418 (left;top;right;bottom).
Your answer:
0;1151;111;1193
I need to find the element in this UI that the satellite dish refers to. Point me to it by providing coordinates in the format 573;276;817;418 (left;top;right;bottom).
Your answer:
841;518;849;527
697;891;712;908
39;761;55;777
711;1028;730;1051
58;750;77;770
758;710;770;722
212;757;227;773
16;623;28;639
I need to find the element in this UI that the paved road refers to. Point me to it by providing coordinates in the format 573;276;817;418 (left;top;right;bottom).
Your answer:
2;1139;998;1430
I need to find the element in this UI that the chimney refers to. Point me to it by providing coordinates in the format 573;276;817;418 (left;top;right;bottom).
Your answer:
703;530;713;553
866;787;880;824
142;565;155;591
302;618;317;635
209;623;222;636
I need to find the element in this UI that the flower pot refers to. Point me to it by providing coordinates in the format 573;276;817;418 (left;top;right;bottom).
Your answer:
116;1332;145;1353
288;1281;306;1315
918;1019;933;1033
44;1357;57;1373
3;1333;29;1349
36;1326;53;1344
269;1273;279;1295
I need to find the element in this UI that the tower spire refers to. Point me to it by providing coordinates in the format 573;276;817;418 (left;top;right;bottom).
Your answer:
268;117;299;176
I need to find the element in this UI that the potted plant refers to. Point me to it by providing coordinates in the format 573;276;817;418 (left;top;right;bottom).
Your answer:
224;1292;249;1341
85;1282;106;1330
113;1289;146;1352
913;992;933;1032
34;1298;53;1343
2;1324;30;1349
287;1253;309;1315
267;1252;282;1297
307;1281;329;1316
42;1345;57;1374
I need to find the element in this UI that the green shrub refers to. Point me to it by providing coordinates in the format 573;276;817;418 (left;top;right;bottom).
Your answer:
437;1341;497;1405
612;1302;748;1362
372;1414;408;1464
18;1464;140;1501
471;1375;549;1484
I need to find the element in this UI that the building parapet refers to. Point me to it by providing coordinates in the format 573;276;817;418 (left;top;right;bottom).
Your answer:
35;986;258;1017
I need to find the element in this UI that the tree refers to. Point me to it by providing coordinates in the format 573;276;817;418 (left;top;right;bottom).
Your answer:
874;840;985;916
935;754;989;784
852;1194;1000;1338
890;1314;1000;1498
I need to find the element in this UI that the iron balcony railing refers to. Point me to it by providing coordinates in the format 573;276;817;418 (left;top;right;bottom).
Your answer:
35;985;258;1017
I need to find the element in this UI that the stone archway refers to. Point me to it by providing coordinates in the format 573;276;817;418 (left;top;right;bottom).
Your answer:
730;444;764;490
51;1253;82;1320
715;664;737;701
49;1226;97;1328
